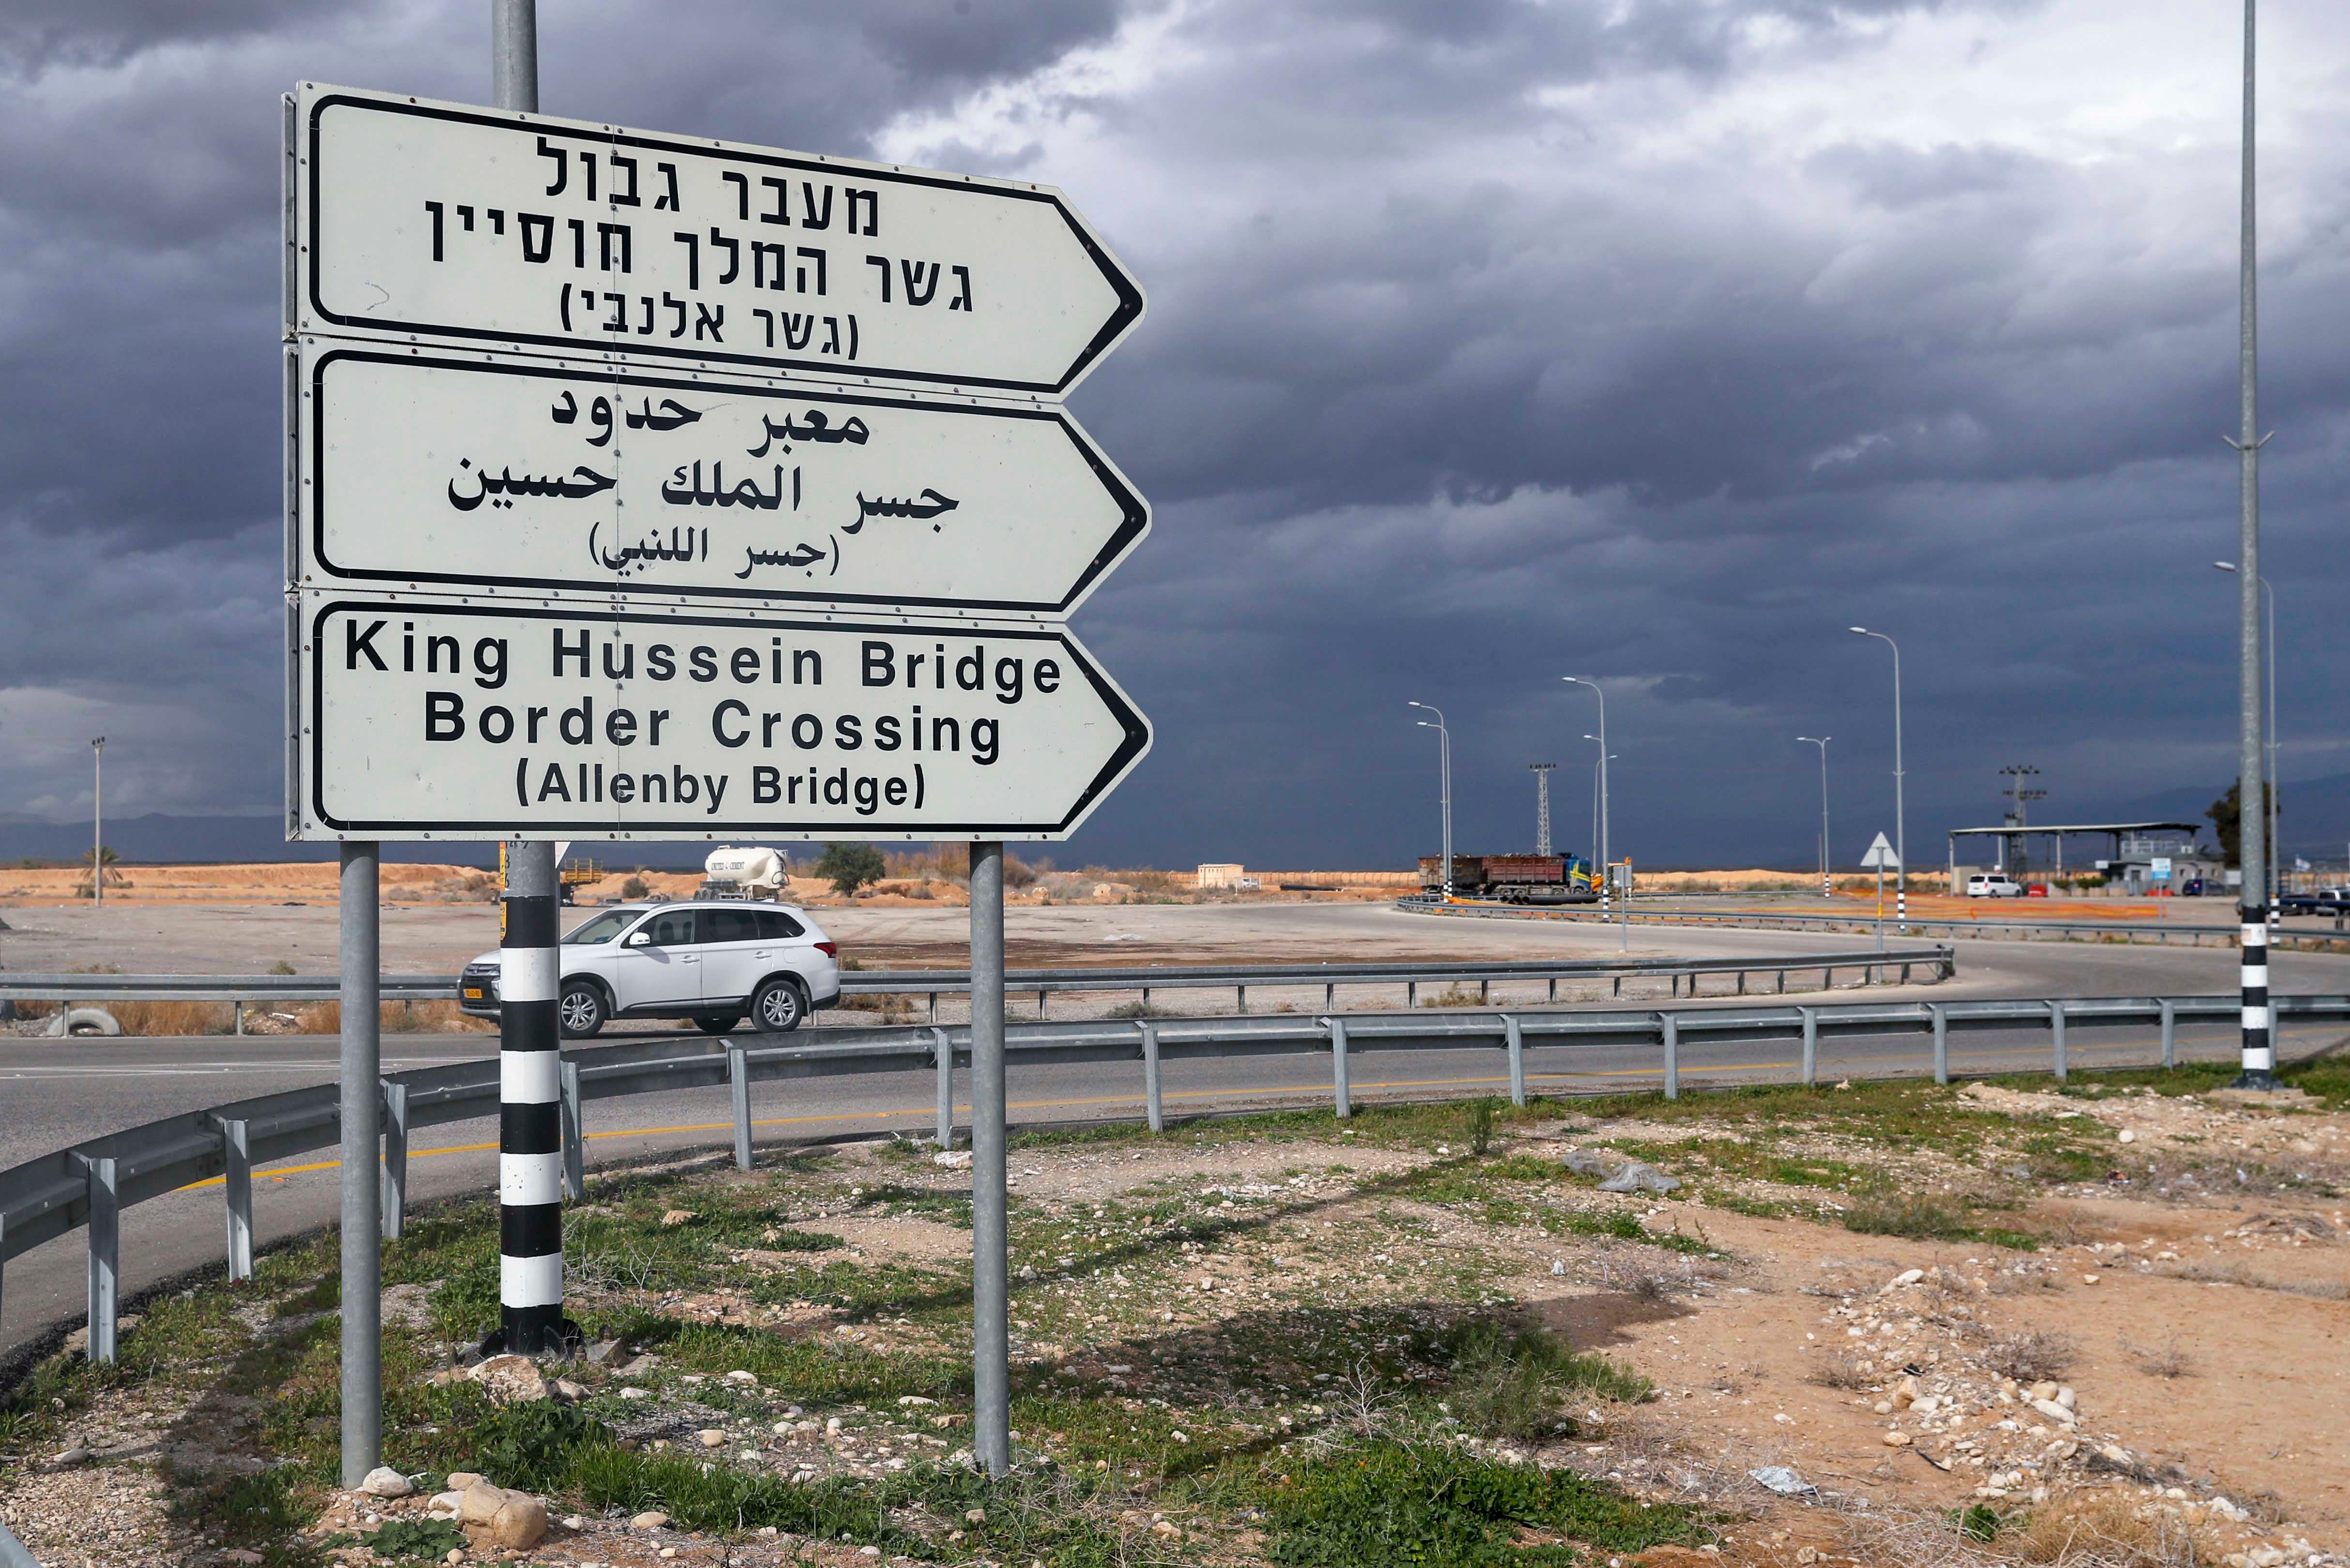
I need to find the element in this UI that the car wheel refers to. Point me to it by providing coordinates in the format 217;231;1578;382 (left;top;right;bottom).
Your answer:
557;980;607;1039
693;1014;739;1035
750;977;807;1033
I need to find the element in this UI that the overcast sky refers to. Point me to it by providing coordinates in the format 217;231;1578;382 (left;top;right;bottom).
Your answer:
3;0;2346;870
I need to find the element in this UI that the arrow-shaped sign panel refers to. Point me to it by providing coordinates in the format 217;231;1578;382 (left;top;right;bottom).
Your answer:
296;344;1147;616
290;82;1145;396
292;599;1150;842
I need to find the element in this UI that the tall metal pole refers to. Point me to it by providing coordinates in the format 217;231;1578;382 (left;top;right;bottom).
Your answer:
1530;763;1555;858
1849;630;1905;929
1565;679;1609;917
1409;703;1450;897
483;0;571;1357
90;738;105;905
493;0;538;113
1800;737;1830;898
496;838;564;1353
338;840;381;1485
968;841;1010;1475
2226;0;2276;1089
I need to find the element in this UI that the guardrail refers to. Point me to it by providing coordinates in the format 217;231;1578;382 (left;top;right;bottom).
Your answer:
1402;896;2350;949
0;946;1955;1030
3;987;2343;1370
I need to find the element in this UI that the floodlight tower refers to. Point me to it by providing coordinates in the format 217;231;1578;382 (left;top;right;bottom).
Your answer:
1999;765;2045;878
1529;763;1557;857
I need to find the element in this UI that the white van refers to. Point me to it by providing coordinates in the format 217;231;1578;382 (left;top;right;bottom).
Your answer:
1966;874;2025;899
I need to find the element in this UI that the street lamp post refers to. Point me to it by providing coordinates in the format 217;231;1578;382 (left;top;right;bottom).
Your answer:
90;737;105;906
1563;679;1609;918
1798;737;1831;898
1408;702;1452;899
1847;629;1906;930
2221;0;2276;1089
2215;561;2277;910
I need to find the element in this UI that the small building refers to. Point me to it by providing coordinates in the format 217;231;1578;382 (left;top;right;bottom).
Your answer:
1942;820;2212;892
1195;863;1246;889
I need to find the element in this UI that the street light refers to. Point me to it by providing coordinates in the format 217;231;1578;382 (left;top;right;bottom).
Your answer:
90;737;105;907
1847;629;1906;930
1408;702;1451;899
2215;561;2277;909
1562;678;1609;916
1798;737;1831;899
1581;736;1617;883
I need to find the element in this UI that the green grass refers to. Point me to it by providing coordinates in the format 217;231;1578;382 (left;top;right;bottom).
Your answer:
1258;1440;1705;1566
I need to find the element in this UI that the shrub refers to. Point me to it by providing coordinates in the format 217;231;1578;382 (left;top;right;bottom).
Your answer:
1264;1439;1700;1565
1438;1319;1650;1441
619;875;650;899
1465;1099;1499;1157
815;843;888;895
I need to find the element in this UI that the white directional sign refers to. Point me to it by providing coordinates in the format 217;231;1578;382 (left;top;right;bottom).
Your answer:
291;600;1150;841
1860;832;1900;869
289;82;1145;395
295;343;1147;616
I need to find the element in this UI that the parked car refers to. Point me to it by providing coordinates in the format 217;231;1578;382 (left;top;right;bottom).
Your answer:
1966;873;2026;898
460;900;843;1039
2172;878;2208;897
2277;888;2350;917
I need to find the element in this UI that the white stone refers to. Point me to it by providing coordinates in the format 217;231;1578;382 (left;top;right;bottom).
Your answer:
358;1466;414;1498
724;1370;759;1385
630;1511;671;1529
2030;1398;2076;1425
619;1386;651;1400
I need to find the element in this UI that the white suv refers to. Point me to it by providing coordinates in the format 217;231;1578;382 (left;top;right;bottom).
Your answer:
1966;873;2025;899
460;900;843;1038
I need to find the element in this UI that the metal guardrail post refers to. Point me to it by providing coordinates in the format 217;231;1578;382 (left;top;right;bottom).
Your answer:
1;1515;45;1568
1797;1006;1817;1088
1139;1020;1164;1132
1324;1016;1351;1119
1660;1013;1680;1100
727;1041;753;1171
2160;999;2177;1070
1237;984;1248;1014
221;1119;254;1281
1407;980;1417;1007
1930;1004;1948;1086
83;1155;119;1364
1503;1015;1525;1107
559;1060;584;1203
375;1081;408;1239
933;1028;955;1148
2050;1001;2068;1082
233;1000;244;1037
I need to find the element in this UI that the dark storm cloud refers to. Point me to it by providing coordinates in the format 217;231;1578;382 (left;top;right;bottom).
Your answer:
2;0;2345;870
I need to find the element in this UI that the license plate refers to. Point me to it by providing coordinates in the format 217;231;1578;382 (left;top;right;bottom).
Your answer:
464;988;484;1000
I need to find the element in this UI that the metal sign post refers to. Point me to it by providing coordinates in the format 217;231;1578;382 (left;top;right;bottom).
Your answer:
1862;832;1899;955
967;842;1010;1475
337;842;381;1486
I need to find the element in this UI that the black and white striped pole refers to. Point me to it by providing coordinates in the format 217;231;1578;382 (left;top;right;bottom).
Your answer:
494;838;571;1353
2227;0;2280;1090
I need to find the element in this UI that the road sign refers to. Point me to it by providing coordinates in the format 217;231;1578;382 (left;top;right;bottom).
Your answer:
2151;857;2173;881
290;598;1149;841
288;82;1144;395
1860;832;1899;869
294;343;1147;616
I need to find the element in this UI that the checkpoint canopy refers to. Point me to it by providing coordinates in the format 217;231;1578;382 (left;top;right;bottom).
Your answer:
284;81;1152;845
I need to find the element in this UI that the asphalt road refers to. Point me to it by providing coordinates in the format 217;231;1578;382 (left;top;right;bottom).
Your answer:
6;923;2348;1363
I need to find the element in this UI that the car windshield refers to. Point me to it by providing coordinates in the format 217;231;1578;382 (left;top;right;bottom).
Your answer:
563;909;641;945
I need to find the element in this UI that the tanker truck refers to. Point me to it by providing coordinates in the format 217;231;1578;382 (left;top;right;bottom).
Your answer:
698;845;791;901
